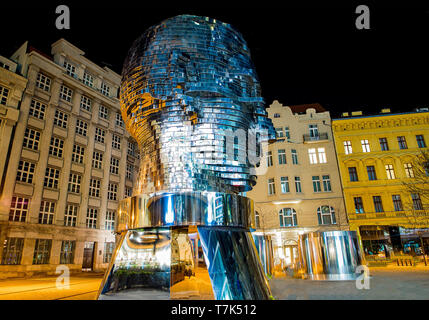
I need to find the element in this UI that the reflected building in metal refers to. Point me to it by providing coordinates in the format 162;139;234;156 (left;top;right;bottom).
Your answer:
97;15;275;300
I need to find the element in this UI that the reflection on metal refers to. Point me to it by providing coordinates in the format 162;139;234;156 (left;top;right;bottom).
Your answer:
97;14;273;300
253;234;274;276
298;231;364;281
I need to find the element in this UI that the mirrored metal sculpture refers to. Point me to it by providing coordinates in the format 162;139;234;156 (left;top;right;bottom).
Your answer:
97;14;274;300
298;231;365;281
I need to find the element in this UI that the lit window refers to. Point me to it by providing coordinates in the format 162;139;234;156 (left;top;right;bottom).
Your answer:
404;163;414;178
1;238;24;265
361;139;370;153
344;141;352;154
9;196;29;222
318;148;327;163
60;240;75;264
385;164;396;179
308;148;317;164
105;211;116;231
279;208;297;227
268;178;275;195
33;239;51;264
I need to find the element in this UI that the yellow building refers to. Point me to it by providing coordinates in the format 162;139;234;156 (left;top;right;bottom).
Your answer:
332;109;429;259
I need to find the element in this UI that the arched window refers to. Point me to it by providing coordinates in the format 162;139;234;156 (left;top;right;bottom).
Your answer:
317;206;336;225
279;208;297;227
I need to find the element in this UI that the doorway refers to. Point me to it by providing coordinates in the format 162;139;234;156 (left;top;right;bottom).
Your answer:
82;242;95;271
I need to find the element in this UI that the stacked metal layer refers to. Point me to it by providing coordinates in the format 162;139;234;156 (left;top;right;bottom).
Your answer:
120;15;275;194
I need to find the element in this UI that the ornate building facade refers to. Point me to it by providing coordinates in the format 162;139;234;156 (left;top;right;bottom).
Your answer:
247;101;348;271
332;109;429;259
0;39;139;279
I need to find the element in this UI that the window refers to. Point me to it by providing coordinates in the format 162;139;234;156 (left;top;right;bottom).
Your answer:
295;176;302;193
309;124;319;138
29;99;46;119
372;196;384;212
44;167;60;189
63;61;76;77
322;175;331;192
126;163;133;180
64;204;78;227
404;163;414;178
60;241;75;264
105;211;116;231
273;113;280;118
86;208;98;229
280;176;290;193
344;141;352;154
80;95;92;112
348;167;358;182
115;112;124;127
103;242;115;263
99;105;109;119
354;197;364;213
89;179;101;198
54;109;68;129
392;195;403;211
128;141;135;156
279;208;297;227
49;137;64;158
411;193;423;210
275;127;284;138
255;211;260;229
68;173;82;193
266;151;273;167
268;178;275;195
233;136;239;161
318;148;327;163
112;134;121;150
317;206;336;225
71;144;85;164
94;127;105;144
39;201;55;224
367;166;377;180
110;157;120;175
0;85;9;105
361;139;370;153
9;197;29;222
35;73;51;92
284;127;290;140
33;239;51;265
1;238;24;265
108;183;118;201
83;72;94;87
397;136;408;149
23;127;41;150
308;148;317;164
59;85;73;102
379;137;389;151
101;83;110;96
278;149;286;165
75;119;88;136
385;164;396;179
16;160;35;183
92;151;103;169
416;135;426;148
125;187;133;198
312;176;321;192
291;149;298;164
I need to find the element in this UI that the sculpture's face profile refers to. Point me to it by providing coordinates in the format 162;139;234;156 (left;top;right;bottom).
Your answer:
121;15;274;194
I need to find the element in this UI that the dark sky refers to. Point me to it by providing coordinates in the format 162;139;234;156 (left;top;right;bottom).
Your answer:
3;2;429;117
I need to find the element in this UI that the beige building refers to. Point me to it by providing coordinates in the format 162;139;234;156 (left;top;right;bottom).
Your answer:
0;39;139;279
247;101;348;271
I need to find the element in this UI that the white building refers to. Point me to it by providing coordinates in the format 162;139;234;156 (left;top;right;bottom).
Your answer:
0;39;139;279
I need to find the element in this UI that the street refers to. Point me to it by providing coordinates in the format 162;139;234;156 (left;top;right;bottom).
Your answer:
0;267;428;300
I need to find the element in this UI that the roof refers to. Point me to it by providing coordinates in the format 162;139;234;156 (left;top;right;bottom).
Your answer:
288;103;326;114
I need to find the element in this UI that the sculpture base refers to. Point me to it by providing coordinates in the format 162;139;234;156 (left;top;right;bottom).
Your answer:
96;192;271;300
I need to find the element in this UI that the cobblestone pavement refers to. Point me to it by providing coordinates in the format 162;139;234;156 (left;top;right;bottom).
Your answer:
270;267;429;300
0;267;428;300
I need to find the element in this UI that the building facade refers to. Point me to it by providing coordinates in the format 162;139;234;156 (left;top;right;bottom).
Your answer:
0;39;139;279
332;109;429;259
247;101;348;272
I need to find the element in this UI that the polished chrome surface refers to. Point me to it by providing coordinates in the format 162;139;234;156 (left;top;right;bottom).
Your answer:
120;14;275;195
116;191;254;232
253;234;274;276
298;231;364;281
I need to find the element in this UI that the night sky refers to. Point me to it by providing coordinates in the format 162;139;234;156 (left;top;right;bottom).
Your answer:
3;2;429;117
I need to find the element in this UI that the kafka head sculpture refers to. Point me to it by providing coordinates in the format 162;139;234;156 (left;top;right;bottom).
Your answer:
120;15;275;194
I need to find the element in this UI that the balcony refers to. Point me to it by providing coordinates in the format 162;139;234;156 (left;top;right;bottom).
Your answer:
303;132;329;143
348;210;428;221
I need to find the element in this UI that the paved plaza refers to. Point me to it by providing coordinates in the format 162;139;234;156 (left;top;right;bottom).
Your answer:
0;267;428;300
